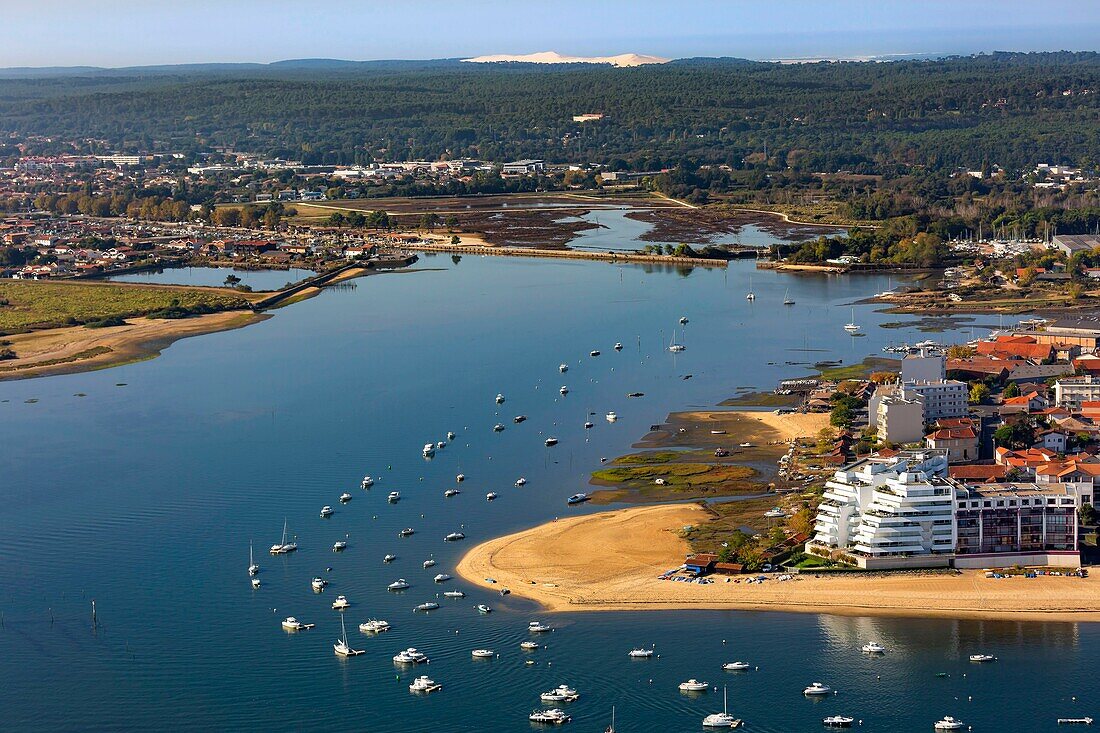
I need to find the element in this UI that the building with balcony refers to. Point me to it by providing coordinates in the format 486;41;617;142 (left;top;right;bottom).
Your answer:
954;483;1083;568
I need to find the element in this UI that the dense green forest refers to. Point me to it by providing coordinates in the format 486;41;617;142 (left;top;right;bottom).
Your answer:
0;53;1097;173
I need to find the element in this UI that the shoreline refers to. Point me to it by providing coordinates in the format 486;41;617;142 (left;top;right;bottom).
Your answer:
456;503;1100;622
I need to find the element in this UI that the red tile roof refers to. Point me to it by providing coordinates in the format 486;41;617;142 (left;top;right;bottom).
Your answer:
949;464;1009;481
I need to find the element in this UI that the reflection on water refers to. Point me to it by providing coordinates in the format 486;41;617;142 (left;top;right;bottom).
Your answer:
107;265;316;290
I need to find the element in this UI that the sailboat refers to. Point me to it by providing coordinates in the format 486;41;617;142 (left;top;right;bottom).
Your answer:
782;288;795;305
248;541;259;576
702;686;741;728
605;706;616;733
844;307;861;334
333;613;364;656
668;329;686;352
745;276;755;301
269;519;297;554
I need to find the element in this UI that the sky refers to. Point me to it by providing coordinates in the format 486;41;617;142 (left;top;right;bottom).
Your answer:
3;0;1099;68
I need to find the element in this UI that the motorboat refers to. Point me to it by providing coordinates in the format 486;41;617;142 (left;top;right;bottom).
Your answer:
311;576;327;591
388;491;401;502
434;573;451;583
444;489;460;497
614;342;623;351
447;431;456;441
359;619;390;633
934;717;965;731
333;541;347;552
443;590;465;598
1056;718;1094;725
559;363;569;373
319;505;334;517
414;601;440;612
584;420;594;429
626;392;644;398
486;492;498;501
436;440;446;450
496;393;506;404
393;648;429;664
764;507;787;518
477;604;492;614
387;578;410;591
723;662;752;671
560;385;569;395
861;642;887;654
384;553;396;562
333;615;364;657
423;557;436;568
339;492;353;502
529;709;571;725
472;648;494;658
409;675;441;693
702;687;741;728
628;647;654;658
590;350;601;357
545;437;559;446
515;477;527;487
361;476;374;488
248;541;260;576
269;519;298;554
331;595;350;610
605;411;618;422
456;473;465;482
739;442;752;448
514;415;527;423
422;443;435;457
803;682;832;696
567;493;588;505
679;679;709;692
251;578;261;589
493;423;505;432
969;654;995;662
679;316;689;324
281;616;312;631
540;684;579;702
520;641;540;650
445;532;465;541
399;527;415;537
528;620;552;633
823;716;855;728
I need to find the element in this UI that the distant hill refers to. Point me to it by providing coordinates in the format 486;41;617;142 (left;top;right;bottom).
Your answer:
462;51;670;67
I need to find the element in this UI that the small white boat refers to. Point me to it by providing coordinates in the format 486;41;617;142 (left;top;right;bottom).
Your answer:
434;573;451;583
739;442;752;448
422;443;435;457
1057;718;1094;725
311;576;327;591
472;648;495;658
844;308;861;334
520;641;540;650
319;505;334;517
248;541;260;576
339;492;353;502
361;476;374;488
723;661;751;671
496;393;506;404
333;541;347;551
269;519;298;554
399;527;415;537
445;532;465;541
359;619;390;633
384;553;396;562
559;363;569;373
250;578;261;588
969;654;995;663
540;684;579;702
934;717;965;731
679;316;689;324
528;620;552;633
443;590;465;598
560;385;569;395
486;492;497;501
746;276;755;301
477;604;492;614
515;477;527;487
783;288;795;306
545;437;559;446
823;716;854;728
493;423;505;432
605;411;618;422
334;615;364;656
584;420;594;429
590;350;601;357
514;415;527;423
409;675;441;693
436;440;446;450
281;616;313;631
628;647;654;658
393;647;429;664
388;491;400;502
456;473;465;482
387;579;410;591
702;687;741;728
614;342;623;351
331;595;350;610
764;507;787;518
530;709;571;725
414;601;440;612
447;431;456;440
423;557;436;568
444;488;460;497
567;493;588;505
668;329;686;352
803;682;832;696
861;642;887;654
679;679;709;692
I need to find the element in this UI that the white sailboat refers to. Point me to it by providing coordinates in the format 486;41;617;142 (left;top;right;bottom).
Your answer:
668;329;686;352
333;614;364;656
248;541;259;576
269;519;297;554
844;307;861;333
605;706;616;733
783;288;795;305
702;687;741;728
745;276;755;301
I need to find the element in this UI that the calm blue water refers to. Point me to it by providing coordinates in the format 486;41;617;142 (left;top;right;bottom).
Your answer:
0;253;1081;732
107;266;315;290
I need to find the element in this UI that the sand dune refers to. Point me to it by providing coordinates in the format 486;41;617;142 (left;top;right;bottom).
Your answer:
463;51;669;67
456;503;1100;622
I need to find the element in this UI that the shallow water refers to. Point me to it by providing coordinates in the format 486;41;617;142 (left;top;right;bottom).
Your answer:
1;253;1076;732
107;265;315;290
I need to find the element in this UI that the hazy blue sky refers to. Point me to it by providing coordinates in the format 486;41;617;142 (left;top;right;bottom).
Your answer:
4;0;1098;67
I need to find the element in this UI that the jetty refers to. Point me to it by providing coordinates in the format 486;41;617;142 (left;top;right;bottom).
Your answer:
403;241;728;267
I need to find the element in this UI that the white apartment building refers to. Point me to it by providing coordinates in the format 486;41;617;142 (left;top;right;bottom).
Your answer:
1055;375;1100;410
901;350;946;382
877;390;925;444
809;451;956;569
904;379;967;420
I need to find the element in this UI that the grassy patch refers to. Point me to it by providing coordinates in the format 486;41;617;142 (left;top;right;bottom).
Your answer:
593;463;755;486
612;451;685;465
685;496;777;552
721;391;799;408
0;346;112;373
0;282;251;333
816;356;899;381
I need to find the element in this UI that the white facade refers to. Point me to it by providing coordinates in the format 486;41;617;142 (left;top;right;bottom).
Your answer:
811;451;956;568
904;379;967;420
1055;375;1100;410
877;390;925;444
901;351;946;383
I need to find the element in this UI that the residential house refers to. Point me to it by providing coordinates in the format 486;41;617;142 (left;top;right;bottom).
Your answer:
1055;375;1100;410
925;423;979;462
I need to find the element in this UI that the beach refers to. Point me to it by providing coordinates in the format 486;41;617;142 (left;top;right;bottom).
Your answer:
456;503;1100;622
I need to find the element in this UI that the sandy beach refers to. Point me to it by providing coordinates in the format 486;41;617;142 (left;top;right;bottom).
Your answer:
456;504;1100;622
0;311;265;380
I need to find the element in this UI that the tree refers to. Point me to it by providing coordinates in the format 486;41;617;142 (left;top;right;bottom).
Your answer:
211;207;240;227
869;371;896;384
969;383;991;404
1079;503;1097;527
788;508;814;536
1003;382;1020;399
993;422;1035;449
946;344;975;359
816;426;838;452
